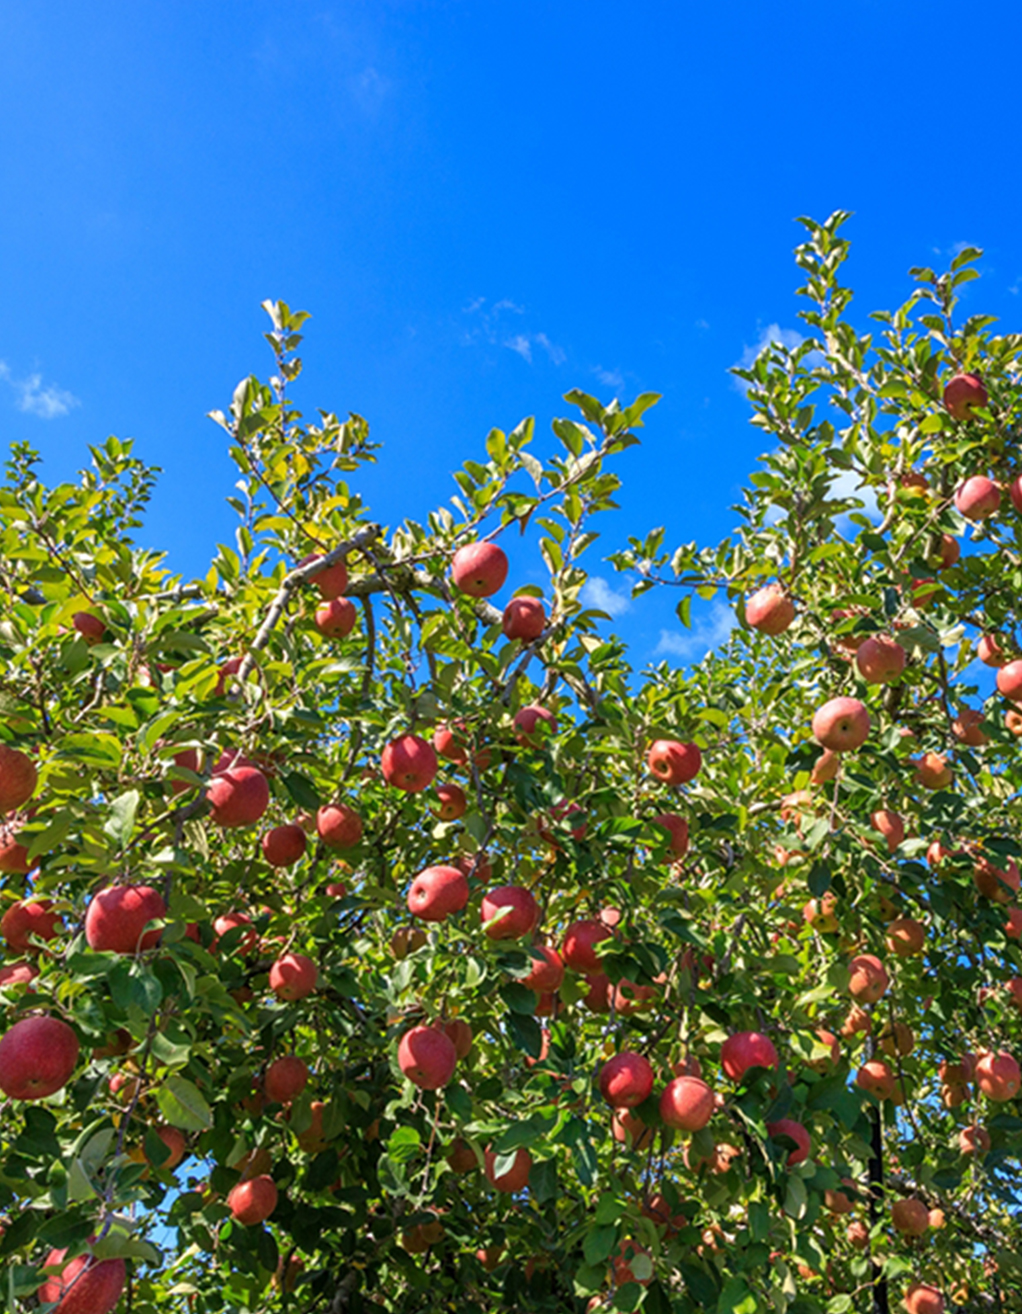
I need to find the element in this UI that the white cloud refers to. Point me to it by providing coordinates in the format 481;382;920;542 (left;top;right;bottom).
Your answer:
461;299;564;366
580;576;631;618
830;467;880;524
694;318;710;331
534;333;565;366
504;334;532;362
655;601;736;662
349;66;391;113
0;362;80;419
594;365;624;393
732;323;806;395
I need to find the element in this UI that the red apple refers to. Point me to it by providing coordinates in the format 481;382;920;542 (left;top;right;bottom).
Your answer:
904;1284;944;1314
959;1124;990;1156
810;749;840;785
1;899;61;951
943;372;987;420
936;534;960;570
434;721;469;764
207;765;270;827
913;752;952;790
447;1138;478;1173
766;1118;811;1166
1007;907;1022;940
213;912;258;955
745;584;795;635
484;1146;531;1192
481;885;539;939
856;635;906;684
398;1025;457;1089
721;1031;779;1082
85;884;166;954
381;734;438;792
520;944;565;992
599;1051;654;1108
0;1015;79;1099
652;813;689;857
975;1049;1021;1101
37;1251;126;1314
646;739;702;785
269;953;318;1001
442;1018;473;1060
72;611;107;644
581;972;611;1012
892;1197;929;1236
502;596;546;641
407;865;469;921
261;824;307;868
228;1174;278;1224
214;655;244;697
317;803;363;849
856;1058;895;1099
870;809;905;853
315;598;357;638
0;961;38;988
0;829;30;875
451;541;508;597
659;1076;714;1131
1009;475;1022;515
997;660;1022;701
952;708;987;746
847;953;889;1002
146;1124;187;1169
812;697;870;751
264;1056;309;1104
561;919;612;972
433;783;467;820
977;633;1005;666
886;917;925;957
954;475;1000;520
513;704;557;746
0;745;38;814
302;553;348;599
611;1107;653;1150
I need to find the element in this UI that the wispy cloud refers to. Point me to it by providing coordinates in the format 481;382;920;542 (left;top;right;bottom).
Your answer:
580;576;631;618
0;362;80;419
731;323;806;394
830;467;880;524
349;66;391;114
593;365;624;393
655;601;735;662
460;299;565;367
694;318;710;331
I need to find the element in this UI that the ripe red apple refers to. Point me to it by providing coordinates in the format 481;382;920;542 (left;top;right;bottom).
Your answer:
613;978;657;1015
976;633;1004;667
659;1076;714;1131
0;1014;79;1099
1006;907;1022;940
952;708;987;746
1009;475;1022;515
856;1058;895;1099
824;1188;853;1215
0;829;30;875
72;611;107;644
228;1174;278;1224
146;1124;188;1169
208;765;270;827
812;697;870;751
935;534;960;570
975;1050;1021;1101
886;917;925;957
745;583;795;635
0;744;38;814
611;1107;653;1150
213;912;258;955
646;739;702;785
972;855;1020;902
1;899;61;951
581;972;611;1012
317;803;363;849
904;1284;944;1314
481;885;539;939
652;813;689;857
451;541;508;597
442;1018;473;1059
891;1197;930;1236
599;1051;654;1108
520;944;565;992
766;1118;811;1166
997;660;1022;701
214;655;244;697
959;1124;990;1156
847;1219;869;1250
561;919;612;972
398;1025;457;1089
269;952;318;1001
314;598;357;638
381;734;438;792
434;721;469;764
807;1029;840;1074
302;553;348;599
447;1137;478;1173
38;1251;126;1314
407;865;469;921
264;1056;308;1104
85;884;166;954
879;1023;916;1058
913;752;952;790
954;475;1001;520
810;749;839;785
847;953;889;1002
261;823;308;868
433;783;467;821
502;595;546;641
721;1031;779;1082
484;1146;531;1192
0;961;38;988
856;635;906;684
513;704;557;747
943;372;988;420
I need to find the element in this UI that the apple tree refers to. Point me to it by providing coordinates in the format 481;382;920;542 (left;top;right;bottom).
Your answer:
0;212;1020;1314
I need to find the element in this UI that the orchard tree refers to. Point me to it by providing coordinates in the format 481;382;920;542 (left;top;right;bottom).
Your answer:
0;212;1020;1314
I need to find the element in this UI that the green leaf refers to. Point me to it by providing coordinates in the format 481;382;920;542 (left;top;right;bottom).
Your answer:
155;1075;213;1132
103;790;140;848
718;1275;757;1314
582;1224;617;1266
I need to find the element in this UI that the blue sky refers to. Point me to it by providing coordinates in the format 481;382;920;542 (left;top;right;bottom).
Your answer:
2;0;1021;664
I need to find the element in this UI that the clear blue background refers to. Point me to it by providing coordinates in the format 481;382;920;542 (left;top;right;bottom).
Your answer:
2;0;1020;661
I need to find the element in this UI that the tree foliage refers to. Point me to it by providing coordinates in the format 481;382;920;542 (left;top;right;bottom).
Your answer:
0;215;1020;1313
